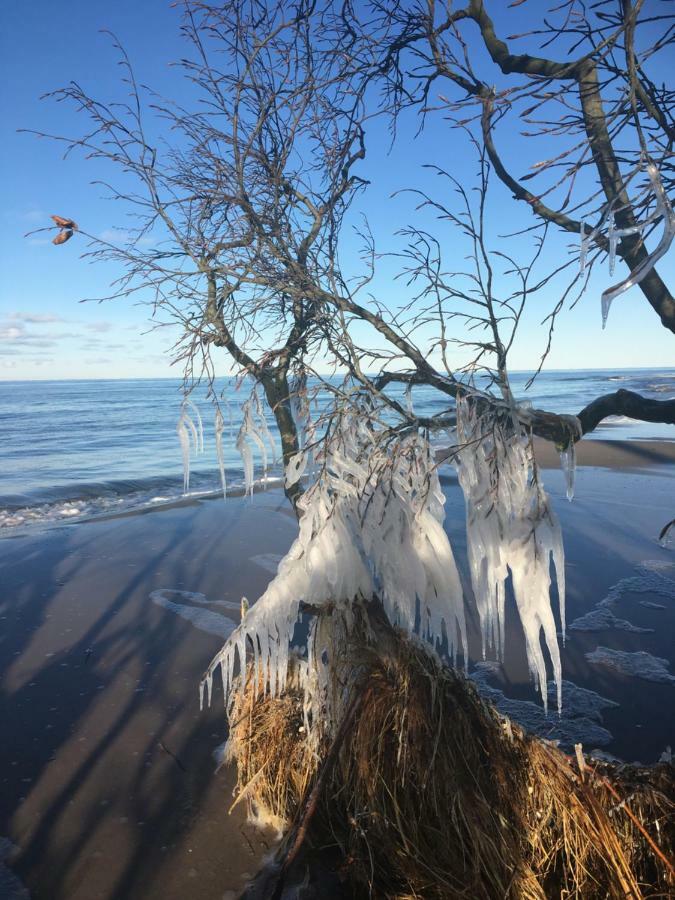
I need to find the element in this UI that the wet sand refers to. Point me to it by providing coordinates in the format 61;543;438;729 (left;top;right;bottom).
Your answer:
533;435;675;469
1;441;674;898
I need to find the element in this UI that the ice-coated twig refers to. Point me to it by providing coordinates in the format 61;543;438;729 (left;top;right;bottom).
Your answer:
236;397;268;494
405;382;414;415
253;388;277;464
600;164;675;327
215;407;227;499
577;162;675;326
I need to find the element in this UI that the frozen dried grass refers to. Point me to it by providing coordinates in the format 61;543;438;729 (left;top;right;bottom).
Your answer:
227;612;674;898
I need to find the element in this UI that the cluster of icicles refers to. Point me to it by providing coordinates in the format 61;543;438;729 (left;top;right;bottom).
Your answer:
200;397;567;715
453;396;566;711
177;390;275;497
579;159;675;327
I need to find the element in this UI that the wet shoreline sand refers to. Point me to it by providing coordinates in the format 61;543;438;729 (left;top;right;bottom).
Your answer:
1;440;674;898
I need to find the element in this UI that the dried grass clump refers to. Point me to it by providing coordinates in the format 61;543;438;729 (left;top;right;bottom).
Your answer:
226;664;316;836
228;612;674;898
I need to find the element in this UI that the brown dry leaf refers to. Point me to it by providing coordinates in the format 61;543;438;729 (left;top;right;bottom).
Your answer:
51;214;78;230
52;229;73;245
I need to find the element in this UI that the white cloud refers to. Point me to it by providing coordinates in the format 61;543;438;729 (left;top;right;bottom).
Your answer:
0;324;26;340
85;322;113;333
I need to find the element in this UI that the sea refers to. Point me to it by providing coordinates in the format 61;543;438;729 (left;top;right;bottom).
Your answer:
1;368;673;534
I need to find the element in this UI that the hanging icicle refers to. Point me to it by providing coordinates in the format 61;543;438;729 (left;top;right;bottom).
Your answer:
601;162;675;326
215;407;227;499
559;443;576;502
453;397;566;712
558;415;582;503
578;161;675;327
236;396;269;495
176;399;204;493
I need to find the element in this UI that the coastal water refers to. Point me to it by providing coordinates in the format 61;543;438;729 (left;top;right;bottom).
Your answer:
0;368;673;532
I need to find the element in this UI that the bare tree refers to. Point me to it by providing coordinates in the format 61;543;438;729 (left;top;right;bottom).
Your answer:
359;0;675;330
28;4;675;893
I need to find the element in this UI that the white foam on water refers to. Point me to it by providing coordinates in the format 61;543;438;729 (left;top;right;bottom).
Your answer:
585;647;675;684
570;607;652;633
0;473;281;537
149;589;238;639
470;662;618;749
250;554;283;575
570;559;674;633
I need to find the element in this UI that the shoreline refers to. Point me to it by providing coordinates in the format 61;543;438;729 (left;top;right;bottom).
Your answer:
3;436;675;542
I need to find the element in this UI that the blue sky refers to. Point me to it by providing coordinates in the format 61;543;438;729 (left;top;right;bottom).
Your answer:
1;1;673;381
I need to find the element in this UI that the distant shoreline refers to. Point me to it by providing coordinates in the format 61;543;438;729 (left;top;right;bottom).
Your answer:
2;364;675;383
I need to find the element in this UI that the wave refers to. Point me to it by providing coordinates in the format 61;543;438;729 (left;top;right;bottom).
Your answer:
0;468;284;535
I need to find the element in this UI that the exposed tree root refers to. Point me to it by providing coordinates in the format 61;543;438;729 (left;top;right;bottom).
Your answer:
227;612;674;899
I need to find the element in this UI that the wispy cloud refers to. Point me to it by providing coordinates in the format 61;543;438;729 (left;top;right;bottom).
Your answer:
9;312;65;324
19;209;48;224
0;319;80;354
85;322;113;333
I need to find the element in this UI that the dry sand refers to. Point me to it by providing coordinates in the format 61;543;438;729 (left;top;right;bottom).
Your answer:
1;439;674;899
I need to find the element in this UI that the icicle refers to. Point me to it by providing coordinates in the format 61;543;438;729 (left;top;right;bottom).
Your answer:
253;388;277;464
177;409;191;492
559;443;576;502
405;382;414;415
453;399;565;712
601;162;675;327
176;398;205;494
236;424;254;495
215;408;226;499
236;398;268;494
557;416;581;503
189;400;204;452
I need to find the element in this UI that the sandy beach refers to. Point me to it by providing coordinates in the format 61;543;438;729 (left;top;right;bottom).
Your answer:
1;441;674;899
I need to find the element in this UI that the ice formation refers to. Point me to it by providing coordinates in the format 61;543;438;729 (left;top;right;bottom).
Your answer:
579;161;675;326
176;399;204;492
201;411;468;711
214;408;227;498
453;397;566;711
235;391;277;495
